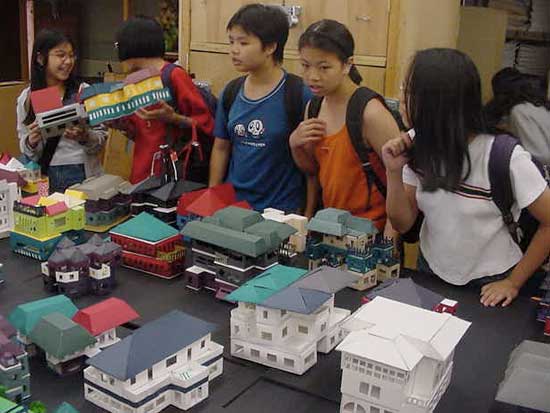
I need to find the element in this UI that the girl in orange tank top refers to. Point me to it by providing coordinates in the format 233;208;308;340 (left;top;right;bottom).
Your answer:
289;19;400;234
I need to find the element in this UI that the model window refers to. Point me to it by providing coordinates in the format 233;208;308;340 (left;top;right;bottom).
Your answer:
370;407;380;413
261;332;273;341
251;349;260;358
201;340;206;348
187;348;192;360
298;325;308;334
371;385;381;399
263;310;268;319
359;382;370;395
284;358;295;367
130;377;136;385
166;355;177;367
280;310;287;317
267;353;277;362
282;327;288;337
147;368;153;380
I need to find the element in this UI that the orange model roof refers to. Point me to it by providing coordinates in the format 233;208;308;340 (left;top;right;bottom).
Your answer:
72;297;139;336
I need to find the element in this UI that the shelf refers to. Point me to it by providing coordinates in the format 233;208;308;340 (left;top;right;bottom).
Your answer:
506;30;550;43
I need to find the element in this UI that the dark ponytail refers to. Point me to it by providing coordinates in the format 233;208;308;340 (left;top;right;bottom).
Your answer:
298;19;362;85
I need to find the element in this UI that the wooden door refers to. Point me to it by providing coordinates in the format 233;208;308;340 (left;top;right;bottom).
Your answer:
285;0;391;57
190;0;283;46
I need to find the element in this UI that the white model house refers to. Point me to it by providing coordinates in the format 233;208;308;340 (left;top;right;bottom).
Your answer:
262;208;308;254
337;297;471;413
84;310;223;413
227;265;359;375
0;179;21;238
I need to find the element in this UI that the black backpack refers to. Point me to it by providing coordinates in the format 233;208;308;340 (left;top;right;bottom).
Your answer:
160;63;217;184
222;73;305;134
402;134;549;252
307;87;389;205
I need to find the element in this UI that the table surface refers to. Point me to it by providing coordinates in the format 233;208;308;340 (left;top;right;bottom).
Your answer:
1;239;548;413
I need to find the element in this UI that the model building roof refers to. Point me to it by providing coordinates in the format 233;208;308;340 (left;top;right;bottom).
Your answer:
0;315;16;339
73;298;139;336
0;333;25;368
177;183;251;217
86;310;217;380
307;208;378;237
364;278;444;311
0;396;26;413
8;295;78;336
53;402;80;413
110;212;179;243
147;180;205;203
69;174;132;201
80;82;123;101
0;170;26;186
337;297;470;371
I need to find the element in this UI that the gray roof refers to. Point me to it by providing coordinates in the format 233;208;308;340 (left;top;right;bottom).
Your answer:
307;208;378;237
120;176;163;195
86;310;217;381
262;287;331;314
56;237;76;250
294;266;360;293
148;181;205;202
495;340;550;411
69;174;130;201
365;278;444;311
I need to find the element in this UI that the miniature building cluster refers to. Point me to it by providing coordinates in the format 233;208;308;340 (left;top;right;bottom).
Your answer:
0;316;30;403
227;265;359;375
307;208;400;291
110;212;185;279
262;208;308;255
337;296;470;413
533;271;550;336
84;310;223;413
495;340;550;412
10;191;86;260
41;234;122;297
69;175;133;232
7;295;138;376
181;206;297;299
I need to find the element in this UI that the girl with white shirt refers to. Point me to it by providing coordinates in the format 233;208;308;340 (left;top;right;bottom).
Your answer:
17;29;106;193
382;48;550;308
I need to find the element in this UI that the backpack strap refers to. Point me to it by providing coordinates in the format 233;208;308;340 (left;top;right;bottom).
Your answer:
284;73;305;132
160;63;179;112
489;134;522;244
222;76;246;119
346;87;389;201
307;95;324;119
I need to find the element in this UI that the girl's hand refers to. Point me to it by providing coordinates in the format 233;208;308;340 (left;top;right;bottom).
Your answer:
290;119;327;149
63;125;87;142
381;132;413;173
136;100;176;123
26;121;42;148
480;278;519;307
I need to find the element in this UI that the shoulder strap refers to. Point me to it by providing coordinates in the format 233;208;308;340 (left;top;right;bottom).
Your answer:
222;76;246;119
489;134;521;242
346;87;388;200
284;73;305;132
307;95;324;119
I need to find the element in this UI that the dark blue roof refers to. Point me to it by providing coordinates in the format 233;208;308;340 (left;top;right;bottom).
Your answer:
86;310;217;380
261;286;331;314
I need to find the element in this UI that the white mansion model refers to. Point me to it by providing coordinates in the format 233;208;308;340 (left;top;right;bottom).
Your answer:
84;311;223;413
227;265;359;375
337;297;471;413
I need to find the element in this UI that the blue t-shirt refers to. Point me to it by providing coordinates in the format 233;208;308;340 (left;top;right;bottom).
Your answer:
214;73;312;212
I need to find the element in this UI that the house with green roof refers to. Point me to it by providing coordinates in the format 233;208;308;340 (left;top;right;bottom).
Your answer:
229;265;359;375
8;295;77;346
109;212;185;279
28;312;96;376
180;206;297;299
0;396;26;413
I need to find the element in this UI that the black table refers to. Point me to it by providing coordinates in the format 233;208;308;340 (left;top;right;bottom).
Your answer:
1;239;548;413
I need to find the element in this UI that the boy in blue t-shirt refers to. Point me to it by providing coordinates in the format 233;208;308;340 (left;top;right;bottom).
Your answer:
210;4;313;213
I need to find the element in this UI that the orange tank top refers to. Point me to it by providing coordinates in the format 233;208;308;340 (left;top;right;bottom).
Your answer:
314;126;386;231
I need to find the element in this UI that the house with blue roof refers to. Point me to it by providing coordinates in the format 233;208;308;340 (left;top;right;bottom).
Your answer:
227;265;359;375
306;208;400;291
84;310;223;413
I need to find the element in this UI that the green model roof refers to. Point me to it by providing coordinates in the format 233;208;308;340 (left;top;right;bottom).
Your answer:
29;313;96;359
8;295;78;336
307;208;378;237
212;206;263;231
225;265;308;304
110;212;179;242
0;397;25;413
54;402;79;413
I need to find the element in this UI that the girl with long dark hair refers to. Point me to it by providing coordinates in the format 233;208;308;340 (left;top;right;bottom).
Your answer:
16;29;106;193
383;48;550;307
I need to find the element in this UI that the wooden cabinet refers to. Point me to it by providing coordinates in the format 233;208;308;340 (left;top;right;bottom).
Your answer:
181;0;461;98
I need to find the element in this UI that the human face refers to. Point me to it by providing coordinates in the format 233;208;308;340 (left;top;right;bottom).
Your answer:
299;46;350;96
43;42;76;84
228;25;274;73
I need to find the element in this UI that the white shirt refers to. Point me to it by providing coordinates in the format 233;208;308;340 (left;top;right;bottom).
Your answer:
403;134;547;285
16;85;106;177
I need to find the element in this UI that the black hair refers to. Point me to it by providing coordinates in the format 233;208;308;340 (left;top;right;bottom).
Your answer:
405;48;487;192
26;29;79;125
227;4;289;64
484;67;550;128
298;19;362;85
116;16;165;61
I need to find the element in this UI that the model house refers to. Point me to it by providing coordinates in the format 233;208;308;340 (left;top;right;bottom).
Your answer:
262;208;308;255
227;265;359;375
495;340;550;412
181;206;297;298
176;183;251;229
10;191;86;260
20;161;48;196
0;180;19;239
69;174;133;232
0;396;26;413
337;296;471;413
84;310;223;413
362;278;459;315
72;297;139;356
41;234;122;297
110;212;185;279
0;316;30;403
307;208;400;290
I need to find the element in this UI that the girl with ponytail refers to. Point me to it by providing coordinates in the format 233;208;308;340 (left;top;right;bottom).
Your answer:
290;19;399;233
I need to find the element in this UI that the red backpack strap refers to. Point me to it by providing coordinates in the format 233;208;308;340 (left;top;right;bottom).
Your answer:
346;87;389;202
